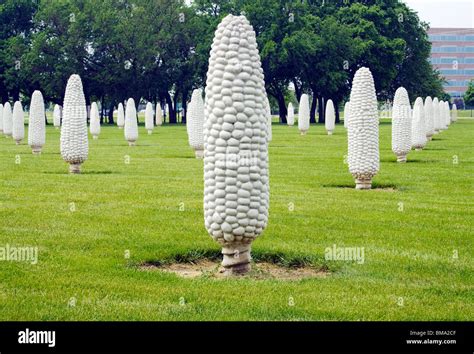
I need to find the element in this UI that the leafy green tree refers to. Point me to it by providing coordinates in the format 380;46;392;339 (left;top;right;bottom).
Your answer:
463;80;474;107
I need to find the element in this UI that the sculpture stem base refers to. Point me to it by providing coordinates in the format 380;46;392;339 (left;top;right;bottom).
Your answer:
355;178;372;190
31;146;42;155
300;130;307;136
15;140;21;145
128;141;136;146
194;149;204;159
93;135;98;140
221;244;251;276
55;126;59;130
147;130;152;135
396;154;407;163
327;130;333;135
415;148;422;151
69;163;81;174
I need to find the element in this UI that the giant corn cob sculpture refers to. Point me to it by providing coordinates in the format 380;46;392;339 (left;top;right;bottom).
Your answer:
89;102;100;139
265;96;272;141
156;104;163;126
60;74;88;173
203;14;269;275
12;101;24;145
3;102;12;137
117;103;125;129
432;97;440;133
187;89;205;158
287;102;294;126
438;100;447;131
444;102;451;128
28;91;46;154
391;87;411;162
53;104;61;129
325;99;335;135
124;98;138;146
411;97;426;151
451;104;457;122
424;97;434;141
145;102;154;135
298;94;310;135
347;67;379;189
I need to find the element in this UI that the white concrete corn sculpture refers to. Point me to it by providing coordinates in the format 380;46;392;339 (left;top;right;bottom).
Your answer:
411;97;426;151
145;102;154;135
124;98;138;146
451;104;457;122
391;87;411;162
53;104;61;129
298;94;310;135
265;96;272;141
203;14;269;275
187;89;205;158
60;74;88;173
432;97;440;133
28;91;46;154
424;97;434;141
444;102;450;128
438;100;446;131
156;104;163;126
90;102;100;139
287;102;294;126
347;67;379;189
117;103;125;129
12;101;24;144
3;102;12;137
325;99;335;135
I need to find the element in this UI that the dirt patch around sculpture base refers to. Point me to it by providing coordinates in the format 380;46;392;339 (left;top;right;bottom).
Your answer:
140;259;328;280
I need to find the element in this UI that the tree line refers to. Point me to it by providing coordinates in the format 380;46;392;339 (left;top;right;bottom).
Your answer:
0;0;446;124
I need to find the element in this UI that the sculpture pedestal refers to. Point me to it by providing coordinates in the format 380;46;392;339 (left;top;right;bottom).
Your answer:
396;154;407;163
355;178;372;190
194;149;204;159
31;146;42;155
69;163;81;174
221;243;251;276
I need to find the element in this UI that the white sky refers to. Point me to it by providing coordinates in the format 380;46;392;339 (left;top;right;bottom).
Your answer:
403;0;474;28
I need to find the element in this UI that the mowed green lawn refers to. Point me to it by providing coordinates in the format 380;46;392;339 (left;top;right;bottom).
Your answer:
0;115;472;321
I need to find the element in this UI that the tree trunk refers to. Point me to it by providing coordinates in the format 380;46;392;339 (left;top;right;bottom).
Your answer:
108;101;115;124
276;90;287;124
310;92;317;123
318;97;325;124
100;96;105;124
182;90;189;124
292;79;302;102
335;101;340;123
173;92;179;123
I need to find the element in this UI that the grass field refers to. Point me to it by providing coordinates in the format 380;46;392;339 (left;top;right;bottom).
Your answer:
0;115;472;320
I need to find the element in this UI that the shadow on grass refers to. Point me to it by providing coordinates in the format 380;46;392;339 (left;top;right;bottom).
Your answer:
42;170;114;175
140;248;332;272
322;182;398;191
381;158;438;163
